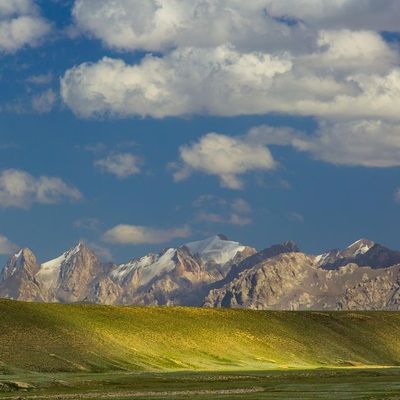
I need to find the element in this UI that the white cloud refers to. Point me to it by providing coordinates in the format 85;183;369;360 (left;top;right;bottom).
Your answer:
0;1;51;53
102;224;191;245
94;153;141;178
0;0;34;17
192;195;253;226
31;89;57;113
72;0;312;53
0;169;82;209
60;47;293;119
300;30;398;76
231;198;252;214
294;120;400;167
263;0;400;32
173;132;276;189
26;72;53;85
60;37;400;122
394;189;400;203
248;121;400;167
63;2;400;171
0;234;18;255
72;1;400;53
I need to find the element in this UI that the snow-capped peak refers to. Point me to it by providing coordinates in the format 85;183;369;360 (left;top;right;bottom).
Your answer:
343;238;375;258
183;234;245;264
314;238;375;267
0;249;24;281
36;243;84;289
111;248;176;285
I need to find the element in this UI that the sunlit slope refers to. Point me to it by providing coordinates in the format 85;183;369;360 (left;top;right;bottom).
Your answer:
1;299;400;373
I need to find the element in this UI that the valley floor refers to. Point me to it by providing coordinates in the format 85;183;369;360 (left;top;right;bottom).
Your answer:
1;368;400;400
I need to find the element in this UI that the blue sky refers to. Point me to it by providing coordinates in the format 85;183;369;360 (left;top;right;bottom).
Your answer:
1;0;400;265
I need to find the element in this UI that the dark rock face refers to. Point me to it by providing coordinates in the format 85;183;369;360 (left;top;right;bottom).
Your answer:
203;251;400;310
356;244;400;269
317;241;400;271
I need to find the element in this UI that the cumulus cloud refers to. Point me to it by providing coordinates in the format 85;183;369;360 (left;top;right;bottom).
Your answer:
60;47;293;118
300;30;398;76
62;1;400;171
0;234;19;255
102;224;191;245
172;132;276;189
295;120;400;167
263;0;400;32
60;37;400;122
94;153;142;178
0;0;51;53
0;169;82;209
72;0;312;53
248;121;400;167
72;1;400;52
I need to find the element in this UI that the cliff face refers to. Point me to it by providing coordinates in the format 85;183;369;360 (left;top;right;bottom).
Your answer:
109;239;256;306
203;252;400;310
0;249;51;302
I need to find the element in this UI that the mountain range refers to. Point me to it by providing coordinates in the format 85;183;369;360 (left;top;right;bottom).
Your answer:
1;234;400;310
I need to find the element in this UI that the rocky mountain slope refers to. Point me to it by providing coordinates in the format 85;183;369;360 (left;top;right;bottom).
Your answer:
1;235;400;309
0;235;255;306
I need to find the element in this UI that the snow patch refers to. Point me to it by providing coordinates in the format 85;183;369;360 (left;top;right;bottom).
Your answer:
37;243;83;289
14;250;22;260
111;248;176;286
346;239;374;257
183;235;245;265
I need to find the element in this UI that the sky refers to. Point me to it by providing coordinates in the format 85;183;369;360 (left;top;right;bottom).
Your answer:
1;0;400;266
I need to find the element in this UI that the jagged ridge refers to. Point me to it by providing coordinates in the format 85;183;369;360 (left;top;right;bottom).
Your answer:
1;235;400;310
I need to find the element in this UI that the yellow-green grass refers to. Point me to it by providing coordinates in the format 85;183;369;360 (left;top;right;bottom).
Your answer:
1;299;400;373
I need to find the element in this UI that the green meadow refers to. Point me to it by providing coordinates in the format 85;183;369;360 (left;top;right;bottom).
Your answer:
1;300;400;398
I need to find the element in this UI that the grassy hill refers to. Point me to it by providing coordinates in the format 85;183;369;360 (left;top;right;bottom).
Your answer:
1;299;400;373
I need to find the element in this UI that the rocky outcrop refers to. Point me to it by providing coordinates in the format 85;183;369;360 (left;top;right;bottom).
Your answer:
0;249;51;302
203;251;400;310
112;237;256;306
316;239;400;270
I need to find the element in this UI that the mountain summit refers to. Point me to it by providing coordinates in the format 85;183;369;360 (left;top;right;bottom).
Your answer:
1;236;400;310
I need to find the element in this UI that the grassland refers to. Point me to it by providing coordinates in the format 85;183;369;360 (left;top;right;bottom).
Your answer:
1;299;400;373
1;299;400;398
2;369;400;399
